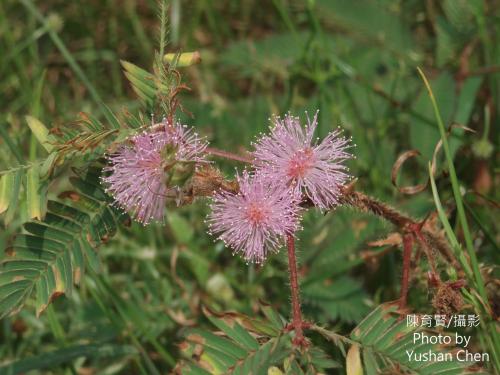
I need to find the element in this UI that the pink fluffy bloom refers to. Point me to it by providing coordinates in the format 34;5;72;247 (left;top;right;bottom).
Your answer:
207;172;301;264
102;120;207;224
252;112;352;210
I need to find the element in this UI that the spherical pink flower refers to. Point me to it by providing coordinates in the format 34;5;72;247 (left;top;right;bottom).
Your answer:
207;171;301;264
102;120;207;224
252;112;352;210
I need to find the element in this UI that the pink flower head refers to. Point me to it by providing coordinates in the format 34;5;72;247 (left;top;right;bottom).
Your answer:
207;171;301;264
102;120;207;224
252;112;352;210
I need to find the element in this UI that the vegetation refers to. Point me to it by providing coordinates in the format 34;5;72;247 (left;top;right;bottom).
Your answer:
0;0;498;374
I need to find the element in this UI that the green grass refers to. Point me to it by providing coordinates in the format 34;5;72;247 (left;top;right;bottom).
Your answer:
0;0;498;373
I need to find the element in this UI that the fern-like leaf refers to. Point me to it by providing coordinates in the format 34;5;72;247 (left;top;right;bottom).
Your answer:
312;304;489;374
1;111;126;224
0;165;129;318
349;304;488;374
121;60;158;111
176;305;339;374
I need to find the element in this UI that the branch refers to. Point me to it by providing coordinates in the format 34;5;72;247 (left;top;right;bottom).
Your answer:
339;187;460;271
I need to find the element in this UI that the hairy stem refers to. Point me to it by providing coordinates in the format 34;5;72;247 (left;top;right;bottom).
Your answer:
414;230;439;278
205;147;253;164
338;190;411;228
197;146;462;312
196;148;459;274
339;189;459;271
399;234;413;309
286;234;305;345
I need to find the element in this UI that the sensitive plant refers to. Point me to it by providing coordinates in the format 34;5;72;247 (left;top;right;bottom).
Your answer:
0;64;494;372
0;2;498;374
252;112;352;210
101;110;354;266
102;119;208;224
102;106;354;349
206;170;302;264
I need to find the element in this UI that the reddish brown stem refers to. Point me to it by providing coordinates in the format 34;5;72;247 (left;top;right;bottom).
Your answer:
286;234;305;346
195;146;458;312
201;146;307;344
205;147;253;164
399;233;413;309
339;190;459;270
414;230;440;281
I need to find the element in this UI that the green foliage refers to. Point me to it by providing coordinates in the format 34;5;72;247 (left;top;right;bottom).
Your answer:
316;0;417;57
0;107;134;227
0;170;24;222
300;213;374;324
178;304;489;374
0;0;498;373
436;0;483;66
25;115;55;153
50;112;123;160
303;276;369;324
121;54;198;116
0;116;50;224
422;70;500;369
0;164;130;318
121;60;158;111
311;304;489;374
0;343;137;374
349;304;487;374
410;73;482;160
177;305;339;374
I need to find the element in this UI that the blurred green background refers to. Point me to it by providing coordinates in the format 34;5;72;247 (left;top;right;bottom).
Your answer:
0;0;498;373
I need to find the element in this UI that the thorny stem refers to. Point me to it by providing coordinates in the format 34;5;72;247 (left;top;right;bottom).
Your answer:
202;148;459;317
338;190;459;271
286;234;306;347
203;147;309;344
399;233;413;309
414;229;439;278
344;191;449;307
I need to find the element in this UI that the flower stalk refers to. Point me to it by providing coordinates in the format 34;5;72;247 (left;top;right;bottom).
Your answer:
205;146;253;164
286;233;306;346
104;114;462;346
191;147;459;315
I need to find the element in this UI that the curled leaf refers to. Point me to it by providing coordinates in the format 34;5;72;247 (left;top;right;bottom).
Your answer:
391;150;428;194
392;125;474;195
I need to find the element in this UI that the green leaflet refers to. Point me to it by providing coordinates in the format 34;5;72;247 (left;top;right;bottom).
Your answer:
0;171;14;214
26;167;43;220
177;305;338;374
121;60;157;110
25;115;54;153
349;304;488;374
4;169;23;225
1;105;123;225
0;166;130;318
